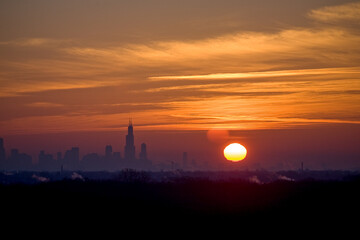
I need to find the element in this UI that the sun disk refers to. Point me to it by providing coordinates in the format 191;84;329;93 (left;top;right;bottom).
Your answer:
224;143;247;162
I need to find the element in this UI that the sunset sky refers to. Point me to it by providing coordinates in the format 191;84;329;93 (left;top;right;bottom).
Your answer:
1;0;359;170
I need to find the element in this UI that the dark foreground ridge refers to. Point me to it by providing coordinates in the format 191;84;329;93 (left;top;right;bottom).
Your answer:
1;171;360;229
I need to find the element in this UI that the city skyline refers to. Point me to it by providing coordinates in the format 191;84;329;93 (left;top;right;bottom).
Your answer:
0;121;155;171
1;123;359;171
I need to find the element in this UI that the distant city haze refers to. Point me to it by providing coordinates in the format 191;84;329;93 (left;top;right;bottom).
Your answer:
1;123;359;170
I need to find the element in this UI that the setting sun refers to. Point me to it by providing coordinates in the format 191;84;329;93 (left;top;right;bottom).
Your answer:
224;143;247;162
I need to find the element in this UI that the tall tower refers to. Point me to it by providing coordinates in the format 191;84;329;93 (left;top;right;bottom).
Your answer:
139;143;147;161
0;138;6;170
124;119;135;161
105;145;112;159
0;138;5;162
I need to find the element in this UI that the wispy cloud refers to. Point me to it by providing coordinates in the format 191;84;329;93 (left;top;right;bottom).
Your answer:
0;1;359;134
64;28;360;74
149;67;360;81
309;1;360;22
0;38;72;47
26;102;64;108
0;79;116;97
142;83;225;93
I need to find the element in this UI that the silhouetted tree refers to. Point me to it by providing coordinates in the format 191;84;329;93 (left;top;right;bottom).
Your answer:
116;169;150;183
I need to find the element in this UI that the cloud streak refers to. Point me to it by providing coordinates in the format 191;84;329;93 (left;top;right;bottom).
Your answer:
63;28;360;74
148;67;360;81
309;2;360;22
0;38;73;47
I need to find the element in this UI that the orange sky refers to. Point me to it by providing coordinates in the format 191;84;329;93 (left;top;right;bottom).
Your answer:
0;0;359;169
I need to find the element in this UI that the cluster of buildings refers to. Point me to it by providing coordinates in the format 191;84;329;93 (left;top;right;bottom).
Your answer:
0;120;151;171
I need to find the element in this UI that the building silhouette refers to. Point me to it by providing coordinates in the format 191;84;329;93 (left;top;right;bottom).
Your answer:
38;150;55;170
57;152;62;161
82;152;101;170
140;143;147;161
124;119;135;161
64;147;79;170
64;147;79;162
0;120;153;171
0;138;5;166
113;152;121;160
8;148;32;170
105;145;112;159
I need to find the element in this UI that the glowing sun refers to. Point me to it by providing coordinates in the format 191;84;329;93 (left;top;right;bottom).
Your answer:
224;143;247;162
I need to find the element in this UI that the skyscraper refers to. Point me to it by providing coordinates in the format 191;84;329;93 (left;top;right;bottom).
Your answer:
57;152;62;161
64;147;80;170
105;145;112;159
124;119;135;161
38;150;55;170
0;138;5;170
140;143;147;161
0;138;5;163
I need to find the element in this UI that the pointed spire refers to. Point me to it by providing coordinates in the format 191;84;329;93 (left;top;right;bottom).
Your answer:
129;117;132;126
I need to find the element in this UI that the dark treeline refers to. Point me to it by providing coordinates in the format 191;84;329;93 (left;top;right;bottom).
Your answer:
2;175;360;228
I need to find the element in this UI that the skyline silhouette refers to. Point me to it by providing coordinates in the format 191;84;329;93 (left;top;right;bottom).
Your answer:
1;124;359;171
0;121;183;171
